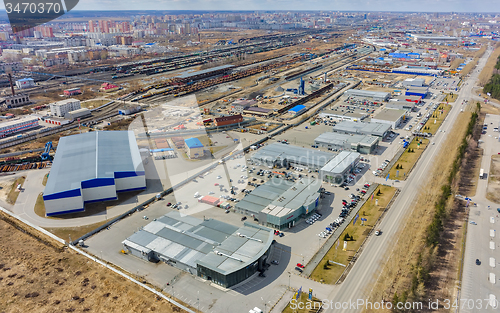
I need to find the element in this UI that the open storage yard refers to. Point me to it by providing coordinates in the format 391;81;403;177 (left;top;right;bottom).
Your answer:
0;212;188;313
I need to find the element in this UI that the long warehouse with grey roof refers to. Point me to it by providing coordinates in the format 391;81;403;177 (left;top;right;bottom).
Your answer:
43;131;146;216
332;120;392;138
250;142;334;170
122;211;273;288
314;132;379;154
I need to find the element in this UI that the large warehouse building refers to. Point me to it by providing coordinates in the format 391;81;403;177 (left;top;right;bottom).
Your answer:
314;132;379;154
235;178;321;230
43;131;146;216
122;211;273;288
344;89;390;102
320;151;361;184
332;121;391;138
250;142;334;170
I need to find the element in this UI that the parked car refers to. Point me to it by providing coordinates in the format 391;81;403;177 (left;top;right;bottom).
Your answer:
271;260;279;265
295;267;303;273
296;263;305;268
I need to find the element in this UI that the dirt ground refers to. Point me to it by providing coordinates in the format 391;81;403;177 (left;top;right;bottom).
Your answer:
0;213;188;313
487;155;500;203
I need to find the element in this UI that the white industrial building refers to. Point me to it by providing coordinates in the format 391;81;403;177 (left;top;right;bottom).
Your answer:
15;78;35;89
65;108;91;120
0;116;39;137
371;108;407;129
43;131;146;216
314;132;379;154
50;99;81;117
320;151;361;184
402;78;425;87
332;121;391;138
344;89;390;102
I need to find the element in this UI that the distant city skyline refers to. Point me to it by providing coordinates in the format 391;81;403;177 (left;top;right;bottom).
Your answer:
0;0;500;13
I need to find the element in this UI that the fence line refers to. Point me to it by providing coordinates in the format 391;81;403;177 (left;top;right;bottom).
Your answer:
0;205;195;313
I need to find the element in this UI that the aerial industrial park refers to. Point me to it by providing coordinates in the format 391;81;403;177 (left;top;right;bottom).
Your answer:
0;6;500;313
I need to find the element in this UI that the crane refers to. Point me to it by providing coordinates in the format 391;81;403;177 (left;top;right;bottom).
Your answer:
41;141;55;161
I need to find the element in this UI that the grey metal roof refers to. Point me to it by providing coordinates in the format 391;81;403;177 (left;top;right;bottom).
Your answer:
344;89;390;99
332;121;391;137
176;65;234;79
251;143;334;168
236;178;320;217
320;151;361;174
315;132;379;147
123;211;273;276
44;131;144;196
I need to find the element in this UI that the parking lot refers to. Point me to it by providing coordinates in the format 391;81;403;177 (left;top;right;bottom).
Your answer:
429;77;460;91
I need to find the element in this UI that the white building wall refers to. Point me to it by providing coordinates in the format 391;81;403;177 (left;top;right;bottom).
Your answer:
44;195;84;216
82;185;117;202
115;175;146;192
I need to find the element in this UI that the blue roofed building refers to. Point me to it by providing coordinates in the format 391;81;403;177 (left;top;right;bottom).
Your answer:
184;137;204;159
288;104;306;116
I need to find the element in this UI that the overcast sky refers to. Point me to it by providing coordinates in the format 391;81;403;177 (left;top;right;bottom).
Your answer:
1;0;500;13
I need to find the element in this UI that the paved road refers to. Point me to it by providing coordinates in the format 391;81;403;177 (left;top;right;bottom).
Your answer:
321;45;494;313
460;113;500;312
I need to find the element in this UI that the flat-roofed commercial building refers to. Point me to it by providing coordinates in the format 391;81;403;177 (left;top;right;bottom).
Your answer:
371;108;407;129
344;89;390;102
50;99;81;117
122;211;273;288
234;178;321;230
332;120;391;138
320;151;361;184
250;142;334;170
314;132;379;154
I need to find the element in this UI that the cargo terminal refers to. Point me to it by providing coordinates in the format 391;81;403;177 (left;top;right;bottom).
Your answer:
122;211;273;288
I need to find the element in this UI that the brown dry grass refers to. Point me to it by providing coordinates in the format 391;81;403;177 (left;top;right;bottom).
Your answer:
310;186;396;284
487;155;500;203
478;43;500;86
388;138;429;180
450;58;464;70
0;212;188;313
423;104;452;134
460;58;478;77
7;176;25;204
365;110;473;312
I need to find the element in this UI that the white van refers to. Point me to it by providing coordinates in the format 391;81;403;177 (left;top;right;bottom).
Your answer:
194;192;200;198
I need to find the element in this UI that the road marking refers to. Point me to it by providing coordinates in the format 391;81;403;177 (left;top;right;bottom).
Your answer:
490;241;496;250
491;217;495;224
490;257;496;268
488;294;496;308
492;229;496;238
489;273;496;284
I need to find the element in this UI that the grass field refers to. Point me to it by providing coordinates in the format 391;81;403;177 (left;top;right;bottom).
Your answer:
44;220;110;242
0;214;188;313
422;104;452;135
388;138;429;180
34;193;45;217
366;110;474;311
443;93;458;103
42;173;49;186
282;290;322;313
80;99;109;109
309;185;396;284
7;176;26;204
487;155;500;204
479;43;500;86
